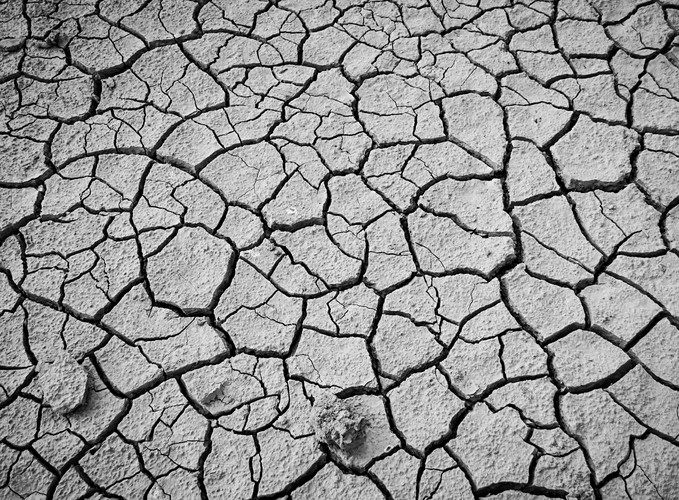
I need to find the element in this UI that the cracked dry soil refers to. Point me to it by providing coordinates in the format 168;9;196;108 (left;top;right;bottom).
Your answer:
1;0;679;498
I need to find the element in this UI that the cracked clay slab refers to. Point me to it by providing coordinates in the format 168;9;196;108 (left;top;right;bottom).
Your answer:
1;1;679;499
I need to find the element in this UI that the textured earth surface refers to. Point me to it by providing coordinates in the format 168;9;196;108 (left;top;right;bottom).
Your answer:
1;0;679;499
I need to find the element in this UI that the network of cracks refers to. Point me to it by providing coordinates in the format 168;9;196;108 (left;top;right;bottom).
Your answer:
1;0;679;498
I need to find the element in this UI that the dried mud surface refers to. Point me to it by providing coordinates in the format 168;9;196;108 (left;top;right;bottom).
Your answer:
1;0;679;498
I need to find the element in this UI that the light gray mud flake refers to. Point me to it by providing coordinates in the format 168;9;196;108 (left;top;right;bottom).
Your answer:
458;300;520;342
632;52;679;132
608;253;679;318
418;449;474;498
552;75;627;123
571;186;664;256
200;141;286;209
629;318;679;387
305;283;379;337
288;329;376;389
636;146;679;209
502;264;585;342
272;225;362;287
607;365;679;438
486;378;558;427
383;275;438;324
0;135;49;184
433;274;501;325
555;19;613;57
551;114;639;189
37;352;88;415
606;3;674;56
371;449;419;500
441;337;503;397
357;74;444;144
328;174;390;225
257;427;322;497
441;93;506;169
506;140;559;204
408;209;515;277
388;367;464;454
290;462;384;499
262;171;327;229
419;178;513;233
514;196;601;286
405;141;494;184
448;404;533;490
364;212;417;291
548;329;630;390
373;314;442;380
94;336;162;396
204;428;256;500
560;389;645;482
617;434;679;499
146;226;235;311
580;273;662;345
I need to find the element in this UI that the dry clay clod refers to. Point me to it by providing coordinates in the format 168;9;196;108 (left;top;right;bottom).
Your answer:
311;391;368;453
37;352;88;415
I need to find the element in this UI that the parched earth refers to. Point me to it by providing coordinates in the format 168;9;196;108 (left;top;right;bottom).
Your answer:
2;0;679;498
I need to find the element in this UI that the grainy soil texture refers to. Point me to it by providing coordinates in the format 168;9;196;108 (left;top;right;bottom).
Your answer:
1;0;679;498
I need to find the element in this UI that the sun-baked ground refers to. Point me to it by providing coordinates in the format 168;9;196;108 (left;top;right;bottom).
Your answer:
1;0;679;498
